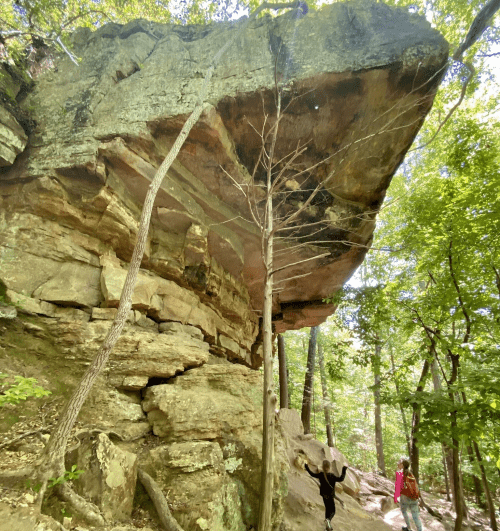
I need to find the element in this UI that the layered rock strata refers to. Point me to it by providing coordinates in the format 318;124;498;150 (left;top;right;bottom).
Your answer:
1;0;448;338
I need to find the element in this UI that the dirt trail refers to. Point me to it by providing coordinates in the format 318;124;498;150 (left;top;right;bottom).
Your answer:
279;409;490;531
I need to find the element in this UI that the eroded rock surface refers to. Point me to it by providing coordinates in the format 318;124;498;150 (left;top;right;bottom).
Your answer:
1;0;448;337
74;433;138;521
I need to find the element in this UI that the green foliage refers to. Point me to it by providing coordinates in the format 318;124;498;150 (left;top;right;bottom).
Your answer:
47;465;85;488
0;373;51;406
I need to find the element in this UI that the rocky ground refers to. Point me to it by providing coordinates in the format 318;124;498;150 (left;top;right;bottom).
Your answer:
0;334;494;531
0;404;493;531
278;410;491;531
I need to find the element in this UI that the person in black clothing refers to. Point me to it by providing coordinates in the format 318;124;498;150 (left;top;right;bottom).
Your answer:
305;459;348;531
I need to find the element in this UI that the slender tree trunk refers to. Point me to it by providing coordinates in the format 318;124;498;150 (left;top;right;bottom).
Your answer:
318;342;334;448
301;326;318;434
448;353;464;531
410;358;430;483
473;443;498;530
257;84;282;531
390;349;411;457
431;357;453;501
372;341;386;476
445;446;457;504
461;391;498;530
277;334;289;409
465;442;483;507
442;447;451;501
258;235;275;531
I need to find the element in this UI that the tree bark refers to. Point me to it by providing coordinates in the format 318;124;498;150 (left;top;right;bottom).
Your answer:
448;353;464;531
390;349;411;458
461;391;498;530
453;0;500;61
464;442;483;507
277;334;289;409
431;357;452;502
257;84;282;531
442;447;451;502
410;358;430;483
318;341;334;448
301;326;318;434
372;340;386;477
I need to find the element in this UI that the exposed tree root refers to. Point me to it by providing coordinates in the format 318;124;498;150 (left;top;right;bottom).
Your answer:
57;483;106;527
0;427;51;450
137;467;185;531
421;497;443;521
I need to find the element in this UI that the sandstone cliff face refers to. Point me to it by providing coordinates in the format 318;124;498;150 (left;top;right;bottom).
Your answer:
0;1;448;529
1;0;448;338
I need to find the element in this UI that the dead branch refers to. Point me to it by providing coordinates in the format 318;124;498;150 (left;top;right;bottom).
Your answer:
271;252;331;275
0;427;52;450
411;62;475;152
138;468;185;531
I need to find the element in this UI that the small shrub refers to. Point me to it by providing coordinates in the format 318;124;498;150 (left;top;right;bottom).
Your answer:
48;465;85;488
0;373;51;407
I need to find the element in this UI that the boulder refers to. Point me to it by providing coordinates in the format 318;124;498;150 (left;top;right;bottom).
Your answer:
141;441;246;531
278;408;360;499
141;360;289;530
142;363;262;440
73;433;137;521
0;106;27;167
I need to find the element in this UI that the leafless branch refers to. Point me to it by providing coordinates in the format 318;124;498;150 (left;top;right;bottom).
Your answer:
411;61;475;152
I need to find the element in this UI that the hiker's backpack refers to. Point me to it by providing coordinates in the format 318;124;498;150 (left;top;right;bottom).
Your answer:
401;473;420;500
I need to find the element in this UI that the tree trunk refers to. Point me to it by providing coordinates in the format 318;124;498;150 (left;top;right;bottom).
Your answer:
445;446;457;504
450;409;464;531
448;353;464;531
461;391;498;530
277;334;289;409
464;442;483;507
431;357;452;502
390;349;411;457
410;358;430;483
257;83;282;531
472;440;497;530
301;326;318;434
442;447;451;502
372;340;386;477
318;342;334;448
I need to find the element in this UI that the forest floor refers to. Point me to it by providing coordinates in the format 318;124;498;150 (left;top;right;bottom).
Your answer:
284;464;493;531
0;317;495;531
0;403;495;531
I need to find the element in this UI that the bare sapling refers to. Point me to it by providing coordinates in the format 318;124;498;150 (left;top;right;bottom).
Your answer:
221;65;447;529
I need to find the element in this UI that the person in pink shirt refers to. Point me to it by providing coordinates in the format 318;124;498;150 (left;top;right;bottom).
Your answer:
394;458;423;531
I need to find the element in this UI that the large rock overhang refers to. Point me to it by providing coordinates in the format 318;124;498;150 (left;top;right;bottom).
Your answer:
9;1;448;333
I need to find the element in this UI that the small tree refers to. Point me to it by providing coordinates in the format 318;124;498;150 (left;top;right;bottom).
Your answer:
301;326;318;434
